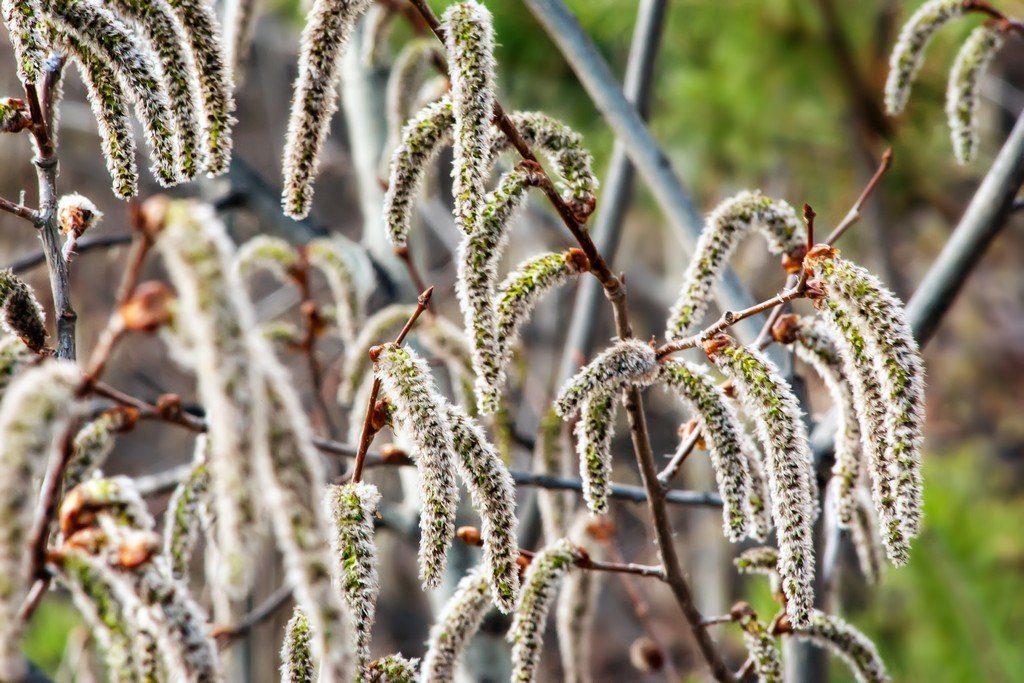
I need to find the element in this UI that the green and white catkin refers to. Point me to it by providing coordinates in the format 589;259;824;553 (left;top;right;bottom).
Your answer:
164;435;210;579
44;0;180;185
534;407;571;542
2;0;47;82
420;566;492;683
0;269;47;351
486;248;591;412
307;237;362;347
556;516;605;683
63;409;134;491
885;0;968;115
509;538;581;683
573;392;617;514
373;343;459;588
59;30;139;198
164;0;234;174
370;654;419;683
107;0;203;180
0;361;80;680
734;546;781;577
739;427;773;542
793;611;889;683
659;359;753;542
734;605;782;683
806;248;925;542
338;304;415;404
282;0;373;217
281;607;315;683
0;334;32;396
157;200;263;595
235;234;299;283
666;191;806;339
383;97;453;248
946;25;1004;164
443;1;495;237
222;0;260;76
555;338;659;420
383;38;444;163
446;404;520;612
704;335;815;626
325;481;381;677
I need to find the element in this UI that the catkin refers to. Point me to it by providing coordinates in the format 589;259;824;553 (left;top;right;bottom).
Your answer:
371;654;419;683
556;515;606;683
0;334;32;396
383;38;444;164
280;607;315;683
534;407;571;542
63;408;135;491
420;565;492;683
734;605;782;683
555;338;659;420
234;234;300;283
164;435;211;580
573;392;617;515
222;0;261;77
307;237;362;347
0;269;47;351
946;25;1004;164
2;0;47;82
885;0;967;115
793;610;889;683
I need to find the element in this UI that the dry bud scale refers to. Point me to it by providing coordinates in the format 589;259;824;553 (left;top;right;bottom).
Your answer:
947;25;1005;164
704;334;816;626
885;0;968;115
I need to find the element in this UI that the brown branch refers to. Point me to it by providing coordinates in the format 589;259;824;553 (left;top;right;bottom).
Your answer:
0;196;37;223
5;234;133;274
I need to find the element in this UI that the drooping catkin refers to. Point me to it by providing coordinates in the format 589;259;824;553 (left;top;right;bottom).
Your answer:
811;295;907;564
0;334;32;396
61;476;154;537
555;338;659;420
234;234;300;283
0;361;81;680
107;0;203;180
777;314;862;527
733;604;782;683
373;343;459;587
164;435;210;579
484;248;590;412
534;407;571;542
849;486;884;585
370;654;419;683
456;162;546;414
257;355;354;682
280;607;315;683
338;304;416;404
666;191;806;339
383;38;444;163
573;392;617;515
2;0;47;82
383;97;453;248
659;359;753;542
443;1;495;237
164;0;235;175
739;427;773;542
62;408;135;491
509;538;581;683
222;0;261;76
307;237;362;347
806;247;925;541
58;30;138;198
156;199;263;595
420;565;492;683
0;268;47;351
734;546;781;576
282;0;373;217
792;610;889;683
947;25;1004;164
44;0;180;185
704;335;815;627
446;404;520;612
556;516;606;683
885;0;967;115
359;3;392;67
325;481;381;677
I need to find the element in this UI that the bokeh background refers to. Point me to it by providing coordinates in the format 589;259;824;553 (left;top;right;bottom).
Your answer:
3;0;1024;680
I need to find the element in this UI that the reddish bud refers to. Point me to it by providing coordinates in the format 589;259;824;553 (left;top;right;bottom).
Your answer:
770;313;801;345
456;526;482;546
119;281;174;332
629;637;665;673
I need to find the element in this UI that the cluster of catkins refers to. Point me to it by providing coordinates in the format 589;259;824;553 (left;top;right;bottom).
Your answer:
885;0;1017;164
0;0;236;196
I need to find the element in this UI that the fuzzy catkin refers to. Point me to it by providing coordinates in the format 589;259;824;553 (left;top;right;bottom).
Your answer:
704;336;815;626
806;249;925;541
63;409;134;491
0;268;47;351
325;482;381;677
739;427;773;542
164;0;234;175
556;516;605;683
0;361;81;679
307;237;362;347
849;486;884;585
222;0;260;76
384;38;444;163
485;248;590;412
359;3;392;67
373;343;459;588
281;607;315;683
234;234;300;283
885;0;967;115
0;334;32;396
509;538;581;683
446;404;520;612
282;0;373;217
555;338;659;420
736;609;782;683
2;0;47;82
443;1;495;236
107;0;203;180
59;30;138;197
371;654;419;683
338;304;416;404
44;0;179;186
157;200;264;595
659;360;753;542
666;191;806;339
573;392;617;515
534;407;571;542
793;610;889;683
947;25;1004;164
420;566;492;683
164;435;211;579
734;546;781;576
383;97;454;248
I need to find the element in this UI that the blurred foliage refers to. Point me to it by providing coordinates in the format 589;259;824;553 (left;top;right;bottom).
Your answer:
22;595;80;674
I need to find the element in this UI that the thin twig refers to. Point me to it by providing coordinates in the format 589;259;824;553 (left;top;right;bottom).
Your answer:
5;234;133;273
213;584;293;647
0;196;37;223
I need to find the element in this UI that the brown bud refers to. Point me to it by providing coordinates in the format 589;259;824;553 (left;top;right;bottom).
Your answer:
59;487;92;535
572;195;597;222
629;637;665;673
117;531;160;568
105;406;140;433
701;333;734;359
584;516;615;541
0;98;31;133
368;344;385;362
119;281;175;332
565;247;591;273
516;553;532;573
770;313;801;345
678;419;707;451
804;243;837;263
721;380;736;398
456;526;482;547
729;600;756;621
139;195;170;237
378;443;410;464
156;393;182;420
63;527;109;554
781;243;807;274
370;399;391;432
773;615;793;635
804;280;827;308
